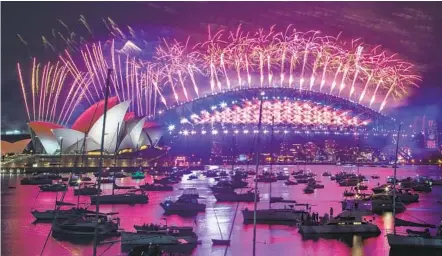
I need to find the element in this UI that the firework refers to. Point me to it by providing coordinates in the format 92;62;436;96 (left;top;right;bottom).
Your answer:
17;23;420;126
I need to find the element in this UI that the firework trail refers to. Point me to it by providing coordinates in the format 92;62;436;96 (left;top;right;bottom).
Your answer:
16;22;420;127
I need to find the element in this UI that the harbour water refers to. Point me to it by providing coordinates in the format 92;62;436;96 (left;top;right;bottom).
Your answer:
1;165;441;256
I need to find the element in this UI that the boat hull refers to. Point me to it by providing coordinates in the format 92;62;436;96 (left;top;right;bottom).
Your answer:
300;224;381;235
242;209;306;223
90;194;148;205
387;234;442;249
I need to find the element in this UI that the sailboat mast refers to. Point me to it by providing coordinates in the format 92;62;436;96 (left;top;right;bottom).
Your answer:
252;92;265;256
269;116;275;210
112;122;120;196
93;69;112;256
392;124;402;235
231;135;235;173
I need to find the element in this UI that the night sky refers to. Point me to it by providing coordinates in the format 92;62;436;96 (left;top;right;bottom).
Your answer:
2;1;442;130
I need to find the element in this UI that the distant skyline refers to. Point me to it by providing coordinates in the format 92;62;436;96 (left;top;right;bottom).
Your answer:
2;1;442;130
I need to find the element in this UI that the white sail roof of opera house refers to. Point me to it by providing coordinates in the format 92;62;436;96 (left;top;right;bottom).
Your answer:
87;101;130;153
118;117;147;151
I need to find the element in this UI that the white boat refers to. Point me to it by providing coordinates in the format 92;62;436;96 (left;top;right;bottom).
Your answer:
31;207;94;221
299;211;381;235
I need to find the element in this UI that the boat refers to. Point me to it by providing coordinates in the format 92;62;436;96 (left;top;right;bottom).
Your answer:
113;183;137;190
114;171;127;178
39;183;67;192
131;171;145;179
303;186;315;194
154;177;180;185
388;189;419;204
386;124;442;250
80;176;92;181
98;177;114;184
31;207;95;221
20;177;52;185
204;170;218;178
357;184;368;190
90;190;148;205
121;231;198;253
74;186;101;195
372;184;390;194
188;174;198;180
256;172;277;183
134;224;194;235
180;188;199;199
299;211;381;235
214;190;257;202
343;190;356;197
212;239;231;245
276;172;290;180
284;180;298;185
52;214;120;241
371;194;407;213
412;183;432;192
242;204;309;223
139;183;173;191
371;174;380;179
160;197;206;214
322;171;332;177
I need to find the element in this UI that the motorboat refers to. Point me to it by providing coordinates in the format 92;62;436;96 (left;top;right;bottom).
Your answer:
388;189;419;204
74;186;101;195
322;171;332;177
371;174;380;179
299;211;381;235
180;188;199;199
160;197;206;214
114;172;127;178
296;177;315;184
214;190;257;202
284;180;298;186
113;183;137;190
134;224;194;236
154;177;181;185
256;173;277;183
188;174;198;180
69;177;80;186
357;184;368;190
372;184;390;194
303;186;315;194
131;171;145;179
242;204;309;223
52;214;119;240
370;194;406;213
412;183;432;193
387;221;442;249
276;172;290;180
339;178;359;187
309;181;324;189
39;183;67;192
204;170;218;178
121;231;198;253
80;176;92;181
20;177;52;185
90;190;148;205
31;207;95;221
343;190;356;197
99;177;114;184
139;183;173;191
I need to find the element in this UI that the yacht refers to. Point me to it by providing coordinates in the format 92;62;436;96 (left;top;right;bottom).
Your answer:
31;207;95;221
121;231;198;253
90;190;148;205
134;224;194;235
74;186;101;195
276;172;290;180
299;211;381;235
322;171;332;177
20;177;52;185
387;189;419;204
154;177;181;185
284;180;298;186
242;204;308;223
387;225;442;249
52;214;119;240
214;190;257;202
303;186;315;194
139;183;173;191
39;183;67;192
160;197;206;214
